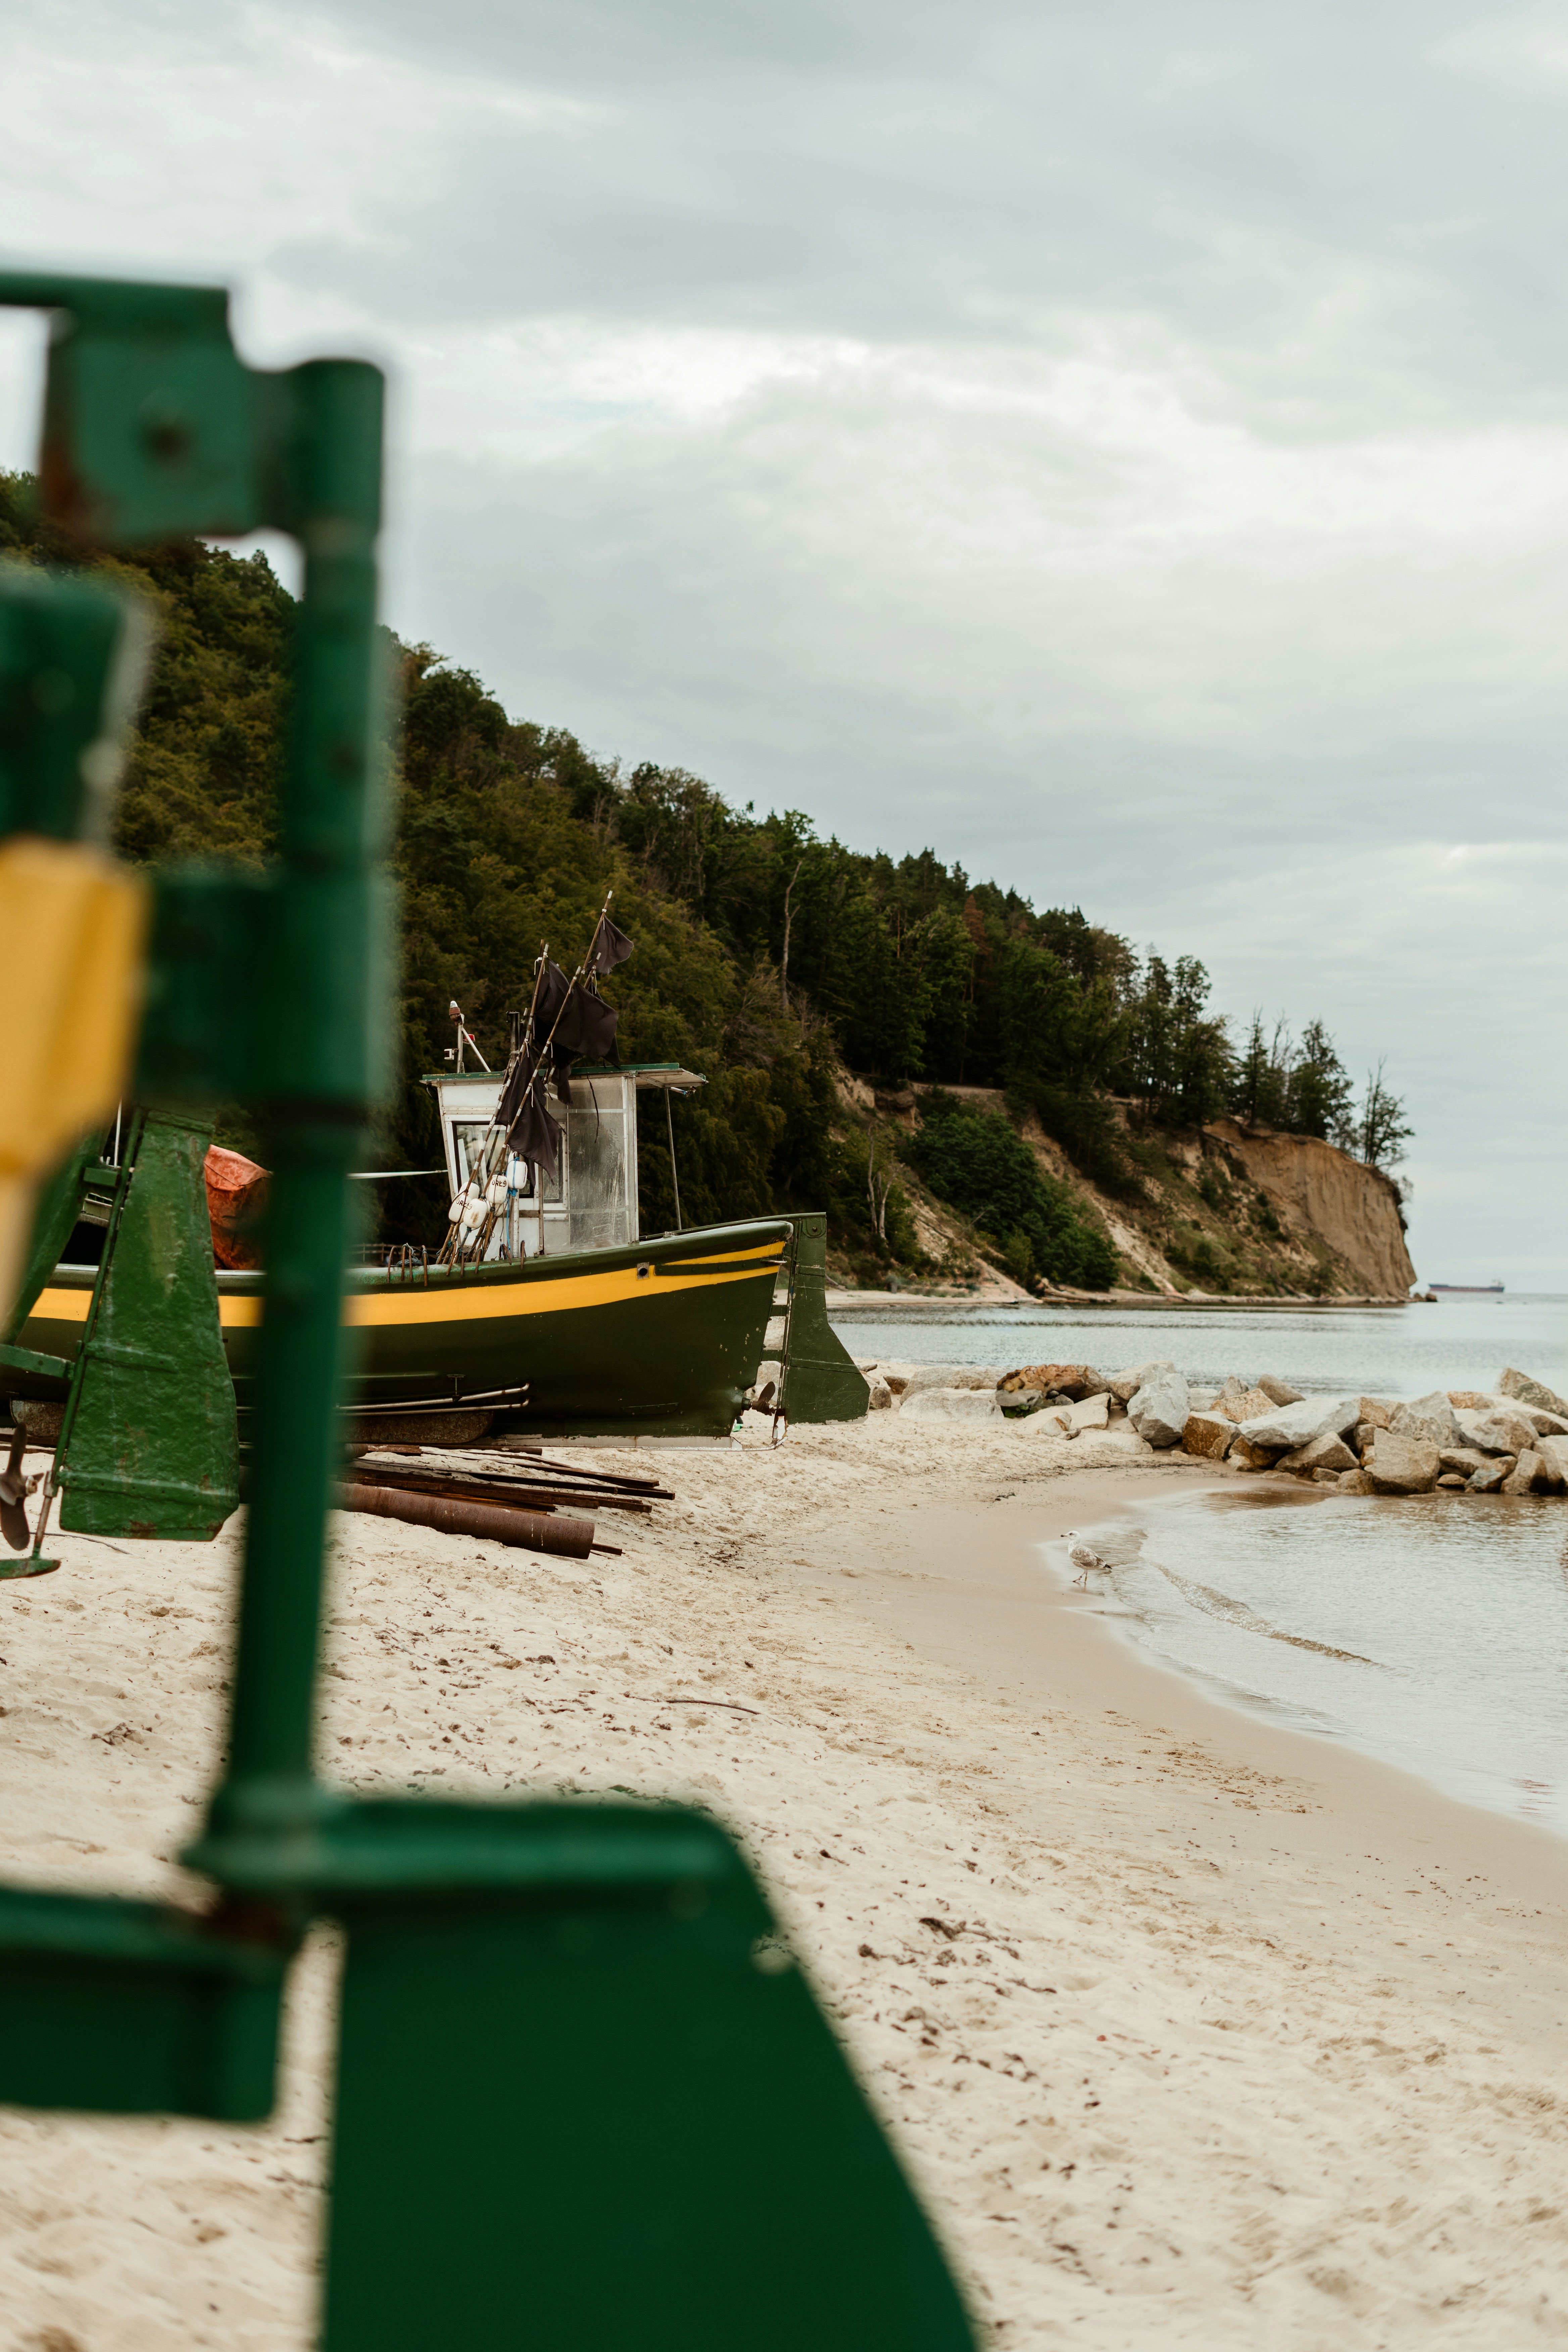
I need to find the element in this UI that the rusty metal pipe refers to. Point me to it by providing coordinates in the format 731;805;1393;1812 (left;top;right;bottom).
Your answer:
346;1466;652;1516
502;1451;670;1494
333;1481;594;1559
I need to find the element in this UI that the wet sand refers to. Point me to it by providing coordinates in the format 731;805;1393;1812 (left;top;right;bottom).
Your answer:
1;1417;1566;2347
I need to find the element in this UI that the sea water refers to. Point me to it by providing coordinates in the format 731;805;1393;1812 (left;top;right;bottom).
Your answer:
827;1292;1568;1833
834;1290;1568;1403
1060;1486;1568;1838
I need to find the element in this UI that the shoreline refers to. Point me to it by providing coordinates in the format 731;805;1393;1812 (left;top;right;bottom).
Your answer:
2;1422;1567;2344
828;1290;1413;1318
821;1460;1568;1915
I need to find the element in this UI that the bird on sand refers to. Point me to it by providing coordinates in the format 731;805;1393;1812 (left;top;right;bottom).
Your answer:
1064;1530;1112;1589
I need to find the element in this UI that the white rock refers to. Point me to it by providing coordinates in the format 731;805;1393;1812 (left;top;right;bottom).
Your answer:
1390;1390;1464;1451
1235;1395;1358;1453
1278;1430;1358;1474
1218;1382;1275;1424
1490;1400;1568;1435
1364;1430;1440;1493
1503;1448;1552;1496
900;1386;1002;1423
1182;1412;1236;1461
901;1364;999;1398
1456;1407;1538;1457
1438;1447;1489;1479
1108;1359;1176;1404
1534;1435;1568;1487
1018;1407;1073;1440
1499;1367;1568;1420
1093;1425;1156;1457
1128;1370;1190;1449
1019;1392;1115;1441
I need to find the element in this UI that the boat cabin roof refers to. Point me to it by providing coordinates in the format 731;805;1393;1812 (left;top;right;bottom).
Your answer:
421;1063;704;1090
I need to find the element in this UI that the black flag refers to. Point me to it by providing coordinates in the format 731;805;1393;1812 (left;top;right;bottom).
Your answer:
503;1072;562;1186
589;914;634;974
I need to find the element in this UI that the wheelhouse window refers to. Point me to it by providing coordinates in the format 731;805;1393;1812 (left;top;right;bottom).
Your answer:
450;1121;559;1201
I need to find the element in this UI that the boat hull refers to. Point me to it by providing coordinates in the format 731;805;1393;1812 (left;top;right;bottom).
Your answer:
18;1222;789;1442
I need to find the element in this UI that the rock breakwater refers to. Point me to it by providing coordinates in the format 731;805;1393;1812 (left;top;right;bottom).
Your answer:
853;1357;1568;1497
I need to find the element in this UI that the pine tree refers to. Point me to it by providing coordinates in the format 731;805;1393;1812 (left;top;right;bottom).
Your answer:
1353;1061;1413;1169
1286;1019;1354;1142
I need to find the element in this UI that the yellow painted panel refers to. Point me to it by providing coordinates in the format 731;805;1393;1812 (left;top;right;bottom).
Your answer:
31;1287;91;1324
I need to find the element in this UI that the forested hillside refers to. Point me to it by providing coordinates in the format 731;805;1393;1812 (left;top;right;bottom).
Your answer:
0;481;1410;1291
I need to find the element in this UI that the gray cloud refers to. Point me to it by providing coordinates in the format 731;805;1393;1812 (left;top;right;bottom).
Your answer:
4;0;1568;1279
287;0;1568;418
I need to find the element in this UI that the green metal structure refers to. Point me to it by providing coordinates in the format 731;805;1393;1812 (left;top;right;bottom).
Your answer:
0;1129;103;1411
0;271;975;2347
3;1108;240;1561
54;1109;239;1540
777;1210;873;1423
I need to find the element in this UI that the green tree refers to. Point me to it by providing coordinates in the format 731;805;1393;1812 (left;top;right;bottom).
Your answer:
901;1093;1117;1290
1231;1012;1291;1128
1286;1019;1354;1141
904;903;975;1082
1352;1061;1413;1169
1122;956;1232;1124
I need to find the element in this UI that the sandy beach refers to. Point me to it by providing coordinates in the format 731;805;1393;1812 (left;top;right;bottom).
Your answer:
4;1414;1568;2349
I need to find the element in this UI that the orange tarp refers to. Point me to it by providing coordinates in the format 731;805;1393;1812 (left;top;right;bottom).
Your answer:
204;1143;269;1270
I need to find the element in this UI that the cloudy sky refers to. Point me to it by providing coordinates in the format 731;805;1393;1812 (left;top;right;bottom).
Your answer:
5;0;1568;1285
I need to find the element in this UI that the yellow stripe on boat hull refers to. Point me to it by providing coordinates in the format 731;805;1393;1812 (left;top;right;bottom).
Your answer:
30;1243;782;1334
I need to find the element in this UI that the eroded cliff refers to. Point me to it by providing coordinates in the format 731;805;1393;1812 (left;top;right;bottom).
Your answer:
1202;1121;1415;1297
827;1075;1416;1300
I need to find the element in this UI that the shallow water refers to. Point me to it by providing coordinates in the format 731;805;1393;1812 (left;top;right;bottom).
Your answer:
1055;1486;1568;1838
836;1291;1568;1401
837;1294;1568;1831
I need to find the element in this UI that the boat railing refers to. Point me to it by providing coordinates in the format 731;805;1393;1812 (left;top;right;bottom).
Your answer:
351;1243;432;1284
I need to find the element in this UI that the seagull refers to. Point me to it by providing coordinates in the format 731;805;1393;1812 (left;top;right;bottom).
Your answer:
1064;1529;1112;1589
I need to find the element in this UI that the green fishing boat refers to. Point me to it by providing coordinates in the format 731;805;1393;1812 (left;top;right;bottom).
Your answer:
12;905;866;1451
13;1052;866;1441
19;1215;794;1441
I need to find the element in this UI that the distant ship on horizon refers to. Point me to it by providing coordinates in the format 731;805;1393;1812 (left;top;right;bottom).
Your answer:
1427;1280;1505;1295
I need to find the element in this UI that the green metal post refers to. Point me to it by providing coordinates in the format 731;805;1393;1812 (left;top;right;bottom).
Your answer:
191;360;386;1874
0;280;389;1859
0;280;388;1863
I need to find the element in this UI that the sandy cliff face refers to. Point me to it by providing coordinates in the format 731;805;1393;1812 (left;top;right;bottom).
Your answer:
1203;1119;1416;1297
827;1069;1417;1299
